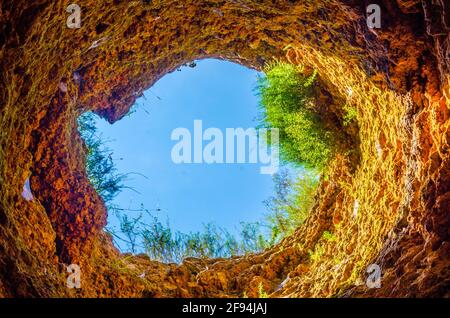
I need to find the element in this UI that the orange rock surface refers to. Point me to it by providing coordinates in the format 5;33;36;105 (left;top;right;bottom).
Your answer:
0;0;448;297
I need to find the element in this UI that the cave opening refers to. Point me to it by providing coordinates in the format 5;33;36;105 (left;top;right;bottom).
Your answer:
78;58;319;263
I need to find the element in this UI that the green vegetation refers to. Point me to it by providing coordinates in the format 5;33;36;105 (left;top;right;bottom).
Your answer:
342;103;357;126
121;209;269;263
78;112;126;207
256;61;331;243
256;61;333;170
308;244;325;262
264;168;318;243
322;230;336;242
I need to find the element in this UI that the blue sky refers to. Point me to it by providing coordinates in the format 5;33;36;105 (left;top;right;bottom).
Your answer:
94;59;277;241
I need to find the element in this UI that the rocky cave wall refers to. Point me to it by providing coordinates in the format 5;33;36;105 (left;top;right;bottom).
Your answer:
0;0;448;297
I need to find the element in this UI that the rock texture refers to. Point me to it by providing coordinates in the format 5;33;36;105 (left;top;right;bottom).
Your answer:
0;0;448;297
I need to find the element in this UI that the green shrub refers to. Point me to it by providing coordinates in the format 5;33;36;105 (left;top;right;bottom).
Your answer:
264;168;319;243
126;208;270;263
78;112;126;206
257;61;333;170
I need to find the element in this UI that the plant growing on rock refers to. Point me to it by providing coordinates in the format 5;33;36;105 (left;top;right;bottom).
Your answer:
78;112;127;206
264;168;319;243
256;61;333;170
